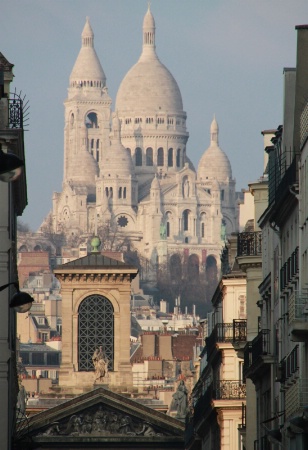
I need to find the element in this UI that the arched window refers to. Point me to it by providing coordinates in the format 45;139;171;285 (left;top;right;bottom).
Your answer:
135;147;142;166
78;295;114;371
118;187;122;199
176;149;181;167
169;254;182;281
123;187;127;199
126;148;131;157
146;147;153;166
157;147;164;166
105;187;109;197
188;254;199;281
85;112;98;128
168;148;173;167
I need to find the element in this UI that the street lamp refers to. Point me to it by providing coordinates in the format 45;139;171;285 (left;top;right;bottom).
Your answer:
0;147;24;182
0;282;34;313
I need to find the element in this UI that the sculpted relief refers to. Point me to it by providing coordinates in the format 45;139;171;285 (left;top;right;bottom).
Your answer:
38;404;169;437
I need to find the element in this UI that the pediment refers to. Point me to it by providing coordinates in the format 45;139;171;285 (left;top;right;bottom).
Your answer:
19;387;184;448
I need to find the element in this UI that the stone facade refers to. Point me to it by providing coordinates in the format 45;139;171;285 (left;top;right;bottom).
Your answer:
53;253;138;391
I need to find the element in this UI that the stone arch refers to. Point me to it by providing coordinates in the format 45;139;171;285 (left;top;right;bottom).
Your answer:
135;147;142;166
206;255;218;288
169;253;182;281
146;147;153;166
34;244;42;252
157;147;164;166
18;245;28;252
183;209;192;232
85;111;99;128
187;254;199;281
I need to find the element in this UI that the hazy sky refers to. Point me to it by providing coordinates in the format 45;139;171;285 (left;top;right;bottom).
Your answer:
1;0;307;230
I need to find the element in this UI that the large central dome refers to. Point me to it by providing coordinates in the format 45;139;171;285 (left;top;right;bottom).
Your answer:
115;6;183;114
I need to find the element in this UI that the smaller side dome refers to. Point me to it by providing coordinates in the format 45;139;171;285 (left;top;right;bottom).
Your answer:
102;113;135;177
151;174;160;190
198;117;232;182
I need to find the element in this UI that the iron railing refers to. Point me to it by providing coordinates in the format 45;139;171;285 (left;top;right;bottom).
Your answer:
213;380;246;400
9;98;23;129
206;323;233;358
243;342;252;377
237;231;262;257
233;319;247;342
289;292;308;323
240;402;246;429
280;247;299;291
251;329;271;362
280;345;299;382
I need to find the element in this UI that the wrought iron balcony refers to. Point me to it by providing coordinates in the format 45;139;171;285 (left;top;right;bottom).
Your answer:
280;345;299;384
237;231;262;257
206;323;233;359
233;319;247;342
280;247;299;291
251;329;270;361
288;292;308;341
213;380;246;400
243;330;273;382
239;402;246;429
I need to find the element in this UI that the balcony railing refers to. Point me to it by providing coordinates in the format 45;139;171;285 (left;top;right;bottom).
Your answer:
244;331;271;378
206;323;233;358
251;329;270;362
233;319;247;342
237;231;262;257
239;402;246;429
280;247;299;291
213;380;246;400
289;293;308;323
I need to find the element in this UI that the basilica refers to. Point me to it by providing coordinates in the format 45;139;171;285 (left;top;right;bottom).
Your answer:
49;6;239;291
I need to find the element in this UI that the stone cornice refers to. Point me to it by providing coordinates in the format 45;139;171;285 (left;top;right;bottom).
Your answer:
54;272;133;284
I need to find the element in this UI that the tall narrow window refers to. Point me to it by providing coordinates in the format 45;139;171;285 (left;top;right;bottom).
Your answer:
176;149;181;167
201;223;205;238
183;209;189;231
146;147;153;166
119;187;122;199
78;295;114;371
157;147;164;166
135;147;142;166
167;222;170;238
168;148;173;167
123;187;127;199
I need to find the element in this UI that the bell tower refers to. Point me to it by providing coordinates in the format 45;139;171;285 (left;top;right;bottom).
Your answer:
54;247;138;392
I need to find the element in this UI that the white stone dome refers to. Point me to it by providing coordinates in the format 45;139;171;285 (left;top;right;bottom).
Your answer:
69;17;106;87
115;7;183;114
102;115;135;177
69;147;99;187
198;117;232;182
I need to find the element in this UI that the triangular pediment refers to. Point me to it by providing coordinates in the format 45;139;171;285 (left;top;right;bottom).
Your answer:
19;387;184;448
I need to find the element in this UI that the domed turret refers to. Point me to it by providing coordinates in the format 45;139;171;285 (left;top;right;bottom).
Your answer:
102;113;135;177
69;17;106;89
198;117;232;182
115;6;183;113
